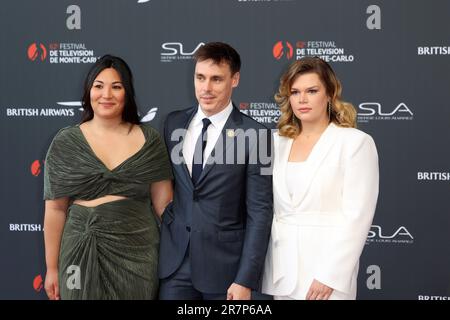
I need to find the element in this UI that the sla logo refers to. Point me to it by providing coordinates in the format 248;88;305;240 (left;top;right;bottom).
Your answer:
31;160;43;177
161;42;204;56
161;42;205;62
28;43;47;61
367;225;414;244
273;41;294;60
357;102;413;122
141;108;158;122
33;274;44;292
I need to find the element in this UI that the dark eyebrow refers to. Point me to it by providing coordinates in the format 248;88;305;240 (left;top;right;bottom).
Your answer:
93;80;123;84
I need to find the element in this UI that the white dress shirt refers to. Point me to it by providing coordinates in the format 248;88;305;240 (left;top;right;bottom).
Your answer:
183;101;234;176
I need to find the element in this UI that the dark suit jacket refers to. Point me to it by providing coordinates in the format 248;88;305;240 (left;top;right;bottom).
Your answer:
158;104;273;293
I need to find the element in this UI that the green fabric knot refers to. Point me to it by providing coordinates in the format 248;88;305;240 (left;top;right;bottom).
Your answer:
102;171;118;181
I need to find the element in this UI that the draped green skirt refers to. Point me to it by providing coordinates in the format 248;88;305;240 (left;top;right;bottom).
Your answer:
58;198;160;299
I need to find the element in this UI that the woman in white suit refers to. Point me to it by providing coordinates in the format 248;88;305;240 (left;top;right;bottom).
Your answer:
262;57;379;300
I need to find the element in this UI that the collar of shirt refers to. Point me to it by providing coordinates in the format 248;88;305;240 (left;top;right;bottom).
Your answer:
183;101;234;174
192;101;234;130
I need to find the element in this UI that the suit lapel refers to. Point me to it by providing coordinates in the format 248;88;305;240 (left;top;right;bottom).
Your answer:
275;135;294;206
291;123;338;207
197;105;243;184
176;107;197;189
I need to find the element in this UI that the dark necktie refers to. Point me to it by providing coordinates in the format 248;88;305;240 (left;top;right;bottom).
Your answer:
191;118;211;185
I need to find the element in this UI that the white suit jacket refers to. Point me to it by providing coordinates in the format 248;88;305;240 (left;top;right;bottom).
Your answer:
262;123;379;299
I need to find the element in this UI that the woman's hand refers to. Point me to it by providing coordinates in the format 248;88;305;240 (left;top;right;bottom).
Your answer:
44;268;60;300
306;279;333;300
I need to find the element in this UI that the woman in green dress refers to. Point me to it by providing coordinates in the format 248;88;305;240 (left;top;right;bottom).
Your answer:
43;55;173;300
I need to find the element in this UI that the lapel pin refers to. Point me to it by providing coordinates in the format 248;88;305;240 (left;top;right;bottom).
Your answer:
226;129;235;138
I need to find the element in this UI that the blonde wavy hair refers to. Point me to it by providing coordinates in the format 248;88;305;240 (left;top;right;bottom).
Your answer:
276;57;357;138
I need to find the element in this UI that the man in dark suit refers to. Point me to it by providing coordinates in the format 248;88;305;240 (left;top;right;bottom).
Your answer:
158;42;273;300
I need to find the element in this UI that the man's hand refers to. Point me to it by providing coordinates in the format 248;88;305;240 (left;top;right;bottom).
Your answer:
227;283;251;300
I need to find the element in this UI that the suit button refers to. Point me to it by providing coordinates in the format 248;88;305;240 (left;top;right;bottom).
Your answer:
186;226;191;232
193;193;198;201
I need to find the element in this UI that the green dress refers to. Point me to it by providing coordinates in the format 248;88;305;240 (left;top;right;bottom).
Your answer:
43;124;173;299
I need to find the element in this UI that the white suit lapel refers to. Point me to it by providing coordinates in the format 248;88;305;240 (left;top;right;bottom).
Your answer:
274;135;294;207
291;123;339;207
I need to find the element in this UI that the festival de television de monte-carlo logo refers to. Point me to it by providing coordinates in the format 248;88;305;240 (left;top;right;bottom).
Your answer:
272;40;355;62
27;42;98;64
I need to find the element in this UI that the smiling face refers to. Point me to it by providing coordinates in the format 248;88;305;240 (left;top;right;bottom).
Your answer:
289;72;330;125
89;67;126;120
194;59;240;117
